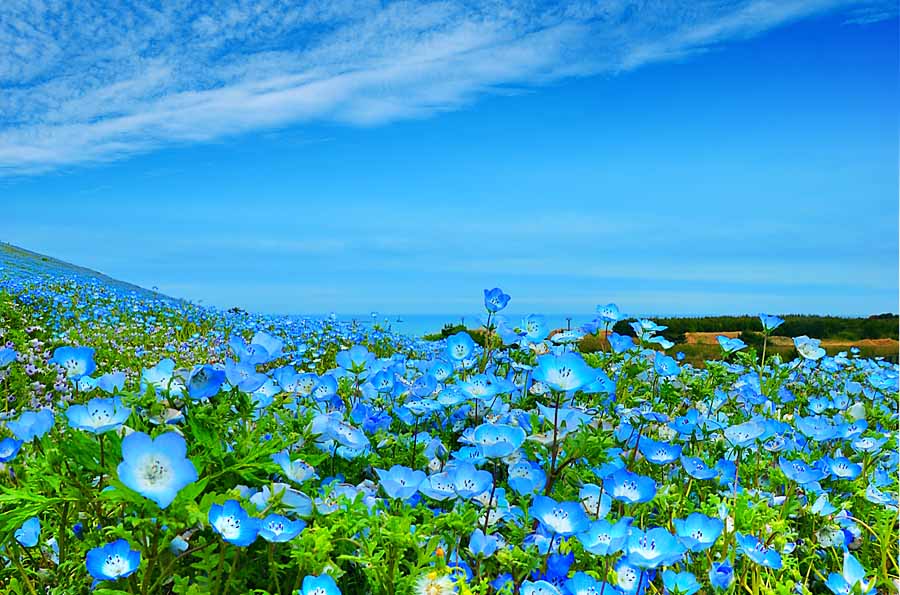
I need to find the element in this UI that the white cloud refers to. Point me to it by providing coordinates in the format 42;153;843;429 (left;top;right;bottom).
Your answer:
0;0;894;175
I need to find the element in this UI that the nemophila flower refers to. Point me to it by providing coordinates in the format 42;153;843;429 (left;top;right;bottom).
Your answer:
209;499;260;546
661;570;700;595
708;560;734;591
85;539;141;587
272;451;318;484
579;484;612;518
521;580;561;595
446;332;476;361
615;558;653;595
484;288;511;313
530;496;590;536
717;336;746;354
673;513;723;552
825;551;875;595
779;458;826;485
468;528;499;558
96;371;126;394
50;346;96;380
577;517;632;556
117;431;198;509
300;574;342;595
0;347;16;367
723;420;765;448
225;359;267;392
759;314;785;333
66;396;131;434
258;513;305;543
638;438;681;465
251;331;283;362
604;468;656;504
375;465;425;500
607;332;634;354
14;516;40;547
336;345;375;375
532;352;595;392
7;409;54;441
735;533;782;569
508;461;547;496
653;353;680;376
793;336;826;360
0;437;23;462
625;527;686;569
565;571;618;595
141;358;183;396
186;364;226;400
473;423;525;458
596;303;621;324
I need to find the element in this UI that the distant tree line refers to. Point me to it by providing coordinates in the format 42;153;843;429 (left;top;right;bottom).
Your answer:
610;314;899;342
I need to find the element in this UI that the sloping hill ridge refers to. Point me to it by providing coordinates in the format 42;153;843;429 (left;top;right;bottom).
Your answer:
0;241;179;302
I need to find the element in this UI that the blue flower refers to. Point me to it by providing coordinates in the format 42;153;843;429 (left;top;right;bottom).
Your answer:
336;345;375;375
7;409;54;442
708;560;734;591
673;513;723;552
446;332;477;362
468;528;499;558
224;359;267;392
565;571;618;595
825;551;875;595
638;438;681;465
507;462;546;496
577;517;632;556
473;423;526;459
827;457;862;480
85;539;141;587
484;288;511;313
300;574;342;595
778;458;826;485
661;570;700;595
735;533;782;569
625;527;686;569
533;353;595;392
578;484;612;519
653;354;680;377
272;451;318;485
117;431;198;509
14;517;40;547
66;396;131;434
759;314;785;333
0;437;23;462
723;420;765;449
530;496;590;536
604;468;656;504
375;465;425;500
520;580;562;595
258;514;305;543
50;346;96;380
596;304;621;324
716;336;746;354
793;336;826;360
608;333;634;353
209;499;260;546
0;347;16;368
186;364;226;400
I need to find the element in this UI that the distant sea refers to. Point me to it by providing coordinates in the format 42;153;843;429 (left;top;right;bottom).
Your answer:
324;313;602;338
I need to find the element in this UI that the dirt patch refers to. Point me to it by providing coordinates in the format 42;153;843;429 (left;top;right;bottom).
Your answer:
684;331;741;345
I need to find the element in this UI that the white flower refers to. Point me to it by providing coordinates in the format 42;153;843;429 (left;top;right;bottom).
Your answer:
415;572;456;595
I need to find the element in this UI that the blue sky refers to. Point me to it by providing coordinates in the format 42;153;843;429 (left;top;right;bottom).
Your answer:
1;1;897;316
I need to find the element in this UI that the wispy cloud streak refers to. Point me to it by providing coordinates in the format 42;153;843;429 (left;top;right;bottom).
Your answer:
0;0;894;175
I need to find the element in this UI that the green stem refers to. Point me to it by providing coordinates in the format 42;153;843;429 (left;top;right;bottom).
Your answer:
11;546;38;595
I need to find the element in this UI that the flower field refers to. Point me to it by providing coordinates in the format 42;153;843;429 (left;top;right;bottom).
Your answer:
0;251;897;595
